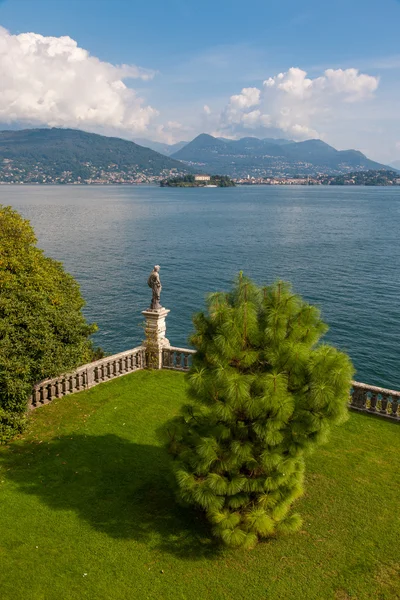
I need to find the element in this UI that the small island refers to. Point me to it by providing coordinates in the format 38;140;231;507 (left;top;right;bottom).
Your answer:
160;174;235;187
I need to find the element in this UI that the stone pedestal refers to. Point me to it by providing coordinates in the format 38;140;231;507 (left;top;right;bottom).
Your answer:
142;307;170;369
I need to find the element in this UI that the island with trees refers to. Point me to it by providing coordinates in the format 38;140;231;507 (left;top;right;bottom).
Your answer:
160;174;235;187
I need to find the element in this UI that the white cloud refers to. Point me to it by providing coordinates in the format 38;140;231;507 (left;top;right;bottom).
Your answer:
0;26;158;135
203;104;211;115
229;87;261;108
218;67;379;140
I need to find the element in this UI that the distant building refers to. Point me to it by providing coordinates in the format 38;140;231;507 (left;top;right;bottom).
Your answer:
194;174;211;182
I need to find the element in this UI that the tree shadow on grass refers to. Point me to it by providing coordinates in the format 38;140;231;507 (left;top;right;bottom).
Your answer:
1;434;221;560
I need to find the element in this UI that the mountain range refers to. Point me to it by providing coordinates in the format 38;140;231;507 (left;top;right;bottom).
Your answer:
0;128;392;184
169;133;389;177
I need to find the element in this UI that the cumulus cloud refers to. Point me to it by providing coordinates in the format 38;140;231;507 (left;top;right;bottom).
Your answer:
0;26;158;135
218;67;379;139
229;87;261;108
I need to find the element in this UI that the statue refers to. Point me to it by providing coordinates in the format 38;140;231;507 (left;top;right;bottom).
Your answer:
147;265;162;310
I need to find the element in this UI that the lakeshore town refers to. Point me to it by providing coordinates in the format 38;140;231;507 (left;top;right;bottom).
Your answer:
1;159;400;186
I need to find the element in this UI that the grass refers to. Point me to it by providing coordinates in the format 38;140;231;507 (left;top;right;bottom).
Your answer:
0;370;399;600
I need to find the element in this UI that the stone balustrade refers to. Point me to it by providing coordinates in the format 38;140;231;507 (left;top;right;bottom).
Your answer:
30;346;146;409
29;340;400;425
162;346;196;371
350;381;400;422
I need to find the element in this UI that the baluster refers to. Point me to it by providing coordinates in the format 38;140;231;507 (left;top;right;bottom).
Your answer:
112;360;117;377
43;384;50;403
176;352;182;369
368;392;378;413
34;387;41;407
41;385;47;404
391;395;399;418
70;374;76;392
169;351;174;368
380;394;389;416
48;382;55;402
183;353;189;369
350;387;366;410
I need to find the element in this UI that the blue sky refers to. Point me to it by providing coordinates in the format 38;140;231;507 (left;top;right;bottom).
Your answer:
1;0;400;162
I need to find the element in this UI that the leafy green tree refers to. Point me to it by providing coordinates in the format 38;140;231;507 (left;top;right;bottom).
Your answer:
165;274;354;549
0;205;99;443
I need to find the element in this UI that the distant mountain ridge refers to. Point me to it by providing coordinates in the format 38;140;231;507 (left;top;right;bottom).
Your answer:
389;160;400;171
133;138;188;156
0;128;189;184
0;127;391;184
170;133;389;177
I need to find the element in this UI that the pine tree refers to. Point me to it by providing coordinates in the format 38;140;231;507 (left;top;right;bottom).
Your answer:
165;274;354;549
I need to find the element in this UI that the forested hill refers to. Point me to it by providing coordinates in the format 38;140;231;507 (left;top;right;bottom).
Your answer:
0;128;189;184
170;133;389;177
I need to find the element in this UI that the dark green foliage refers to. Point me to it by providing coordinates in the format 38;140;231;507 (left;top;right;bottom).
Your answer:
165;274;354;548
0;205;99;443
160;174;196;186
210;175;235;187
160;174;235;187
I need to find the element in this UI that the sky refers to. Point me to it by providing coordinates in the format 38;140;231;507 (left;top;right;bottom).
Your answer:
1;0;400;163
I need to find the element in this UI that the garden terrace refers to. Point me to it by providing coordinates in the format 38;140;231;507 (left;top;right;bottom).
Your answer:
1;370;399;600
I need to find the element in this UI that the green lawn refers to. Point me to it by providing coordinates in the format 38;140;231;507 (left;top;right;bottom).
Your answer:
0;370;399;600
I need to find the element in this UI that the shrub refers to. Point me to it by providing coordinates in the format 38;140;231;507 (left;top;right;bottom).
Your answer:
0;205;99;442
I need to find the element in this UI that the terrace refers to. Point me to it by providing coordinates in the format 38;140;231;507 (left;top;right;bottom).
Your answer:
0;369;399;600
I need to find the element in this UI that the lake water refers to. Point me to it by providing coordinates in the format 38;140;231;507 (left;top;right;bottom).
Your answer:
1;185;399;389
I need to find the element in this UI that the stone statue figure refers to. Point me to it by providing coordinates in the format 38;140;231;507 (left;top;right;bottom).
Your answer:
147;265;162;310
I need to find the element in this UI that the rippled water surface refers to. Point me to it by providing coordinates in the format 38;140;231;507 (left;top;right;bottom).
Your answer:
2;185;399;389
